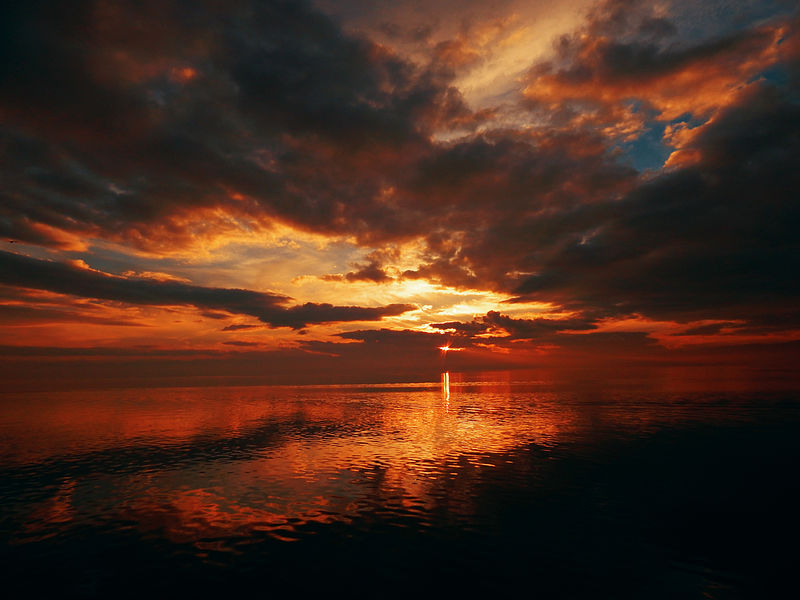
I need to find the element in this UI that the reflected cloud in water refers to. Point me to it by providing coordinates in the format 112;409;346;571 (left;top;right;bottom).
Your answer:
2;369;799;597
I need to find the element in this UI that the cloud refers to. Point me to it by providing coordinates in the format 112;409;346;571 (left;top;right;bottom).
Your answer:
430;310;597;339
1;0;798;351
121;270;192;283
0;304;144;327
321;261;394;283
522;0;788;133
316;325;665;370
0;0;474;252
336;317;650;356
507;81;800;324
671;322;741;337
0;251;414;328
395;10;800;332
221;323;260;331
0;0;634;257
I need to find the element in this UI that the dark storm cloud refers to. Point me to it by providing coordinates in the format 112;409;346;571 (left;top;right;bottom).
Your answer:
2;0;799;338
337;328;444;345
509;82;800;323
0;0;470;248
0;304;144;327
297;328;528;374
227;0;429;144
636;17;677;40
520;0;790;134
0;0;630;256
0;346;218;358
336;317;647;355
584;26;770;80
1;1;149;140
671;322;741;336
0;251;414;328
430;311;597;339
552;22;763;81
313;324;661;366
398;127;639;292
321;261;394;283
343;262;394;283
397;4;800;331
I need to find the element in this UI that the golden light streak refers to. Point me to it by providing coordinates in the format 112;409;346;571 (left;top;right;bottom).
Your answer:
438;345;464;353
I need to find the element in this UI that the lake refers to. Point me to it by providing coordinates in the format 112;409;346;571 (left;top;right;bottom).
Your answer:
1;368;798;598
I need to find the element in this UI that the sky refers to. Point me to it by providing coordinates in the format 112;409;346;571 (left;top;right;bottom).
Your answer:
1;0;799;388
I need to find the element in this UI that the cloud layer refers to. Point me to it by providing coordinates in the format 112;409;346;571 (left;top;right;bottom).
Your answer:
1;0;799;371
0;251;413;329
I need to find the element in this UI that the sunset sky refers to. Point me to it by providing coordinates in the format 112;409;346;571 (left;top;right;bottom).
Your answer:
2;0;799;387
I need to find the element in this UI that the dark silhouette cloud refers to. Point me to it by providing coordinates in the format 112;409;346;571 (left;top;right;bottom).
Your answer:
321;261;394;283
0;251;414;328
0;304;144;327
0;0;473;250
509;82;800;325
396;7;800;332
430;311;597;339
672;322;741;336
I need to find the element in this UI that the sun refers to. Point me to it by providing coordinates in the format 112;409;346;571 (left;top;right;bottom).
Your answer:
438;345;464;353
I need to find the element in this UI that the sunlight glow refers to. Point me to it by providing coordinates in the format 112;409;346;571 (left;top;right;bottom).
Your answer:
438;345;464;353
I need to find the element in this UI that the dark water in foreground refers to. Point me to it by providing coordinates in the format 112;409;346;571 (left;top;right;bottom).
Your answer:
1;370;799;598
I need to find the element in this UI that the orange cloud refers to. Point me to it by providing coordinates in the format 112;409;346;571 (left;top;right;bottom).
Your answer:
523;19;788;132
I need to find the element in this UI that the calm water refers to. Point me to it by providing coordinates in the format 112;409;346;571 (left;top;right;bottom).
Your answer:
1;369;799;598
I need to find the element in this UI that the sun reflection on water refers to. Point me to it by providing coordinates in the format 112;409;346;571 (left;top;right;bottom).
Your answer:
2;371;785;551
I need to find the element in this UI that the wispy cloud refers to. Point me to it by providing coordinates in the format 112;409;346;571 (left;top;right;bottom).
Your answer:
0;251;414;329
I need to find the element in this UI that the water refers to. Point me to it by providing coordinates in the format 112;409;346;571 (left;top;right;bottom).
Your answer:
1;369;799;598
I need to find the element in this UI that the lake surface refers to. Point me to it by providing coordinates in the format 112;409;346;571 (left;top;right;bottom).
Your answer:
1;369;799;598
